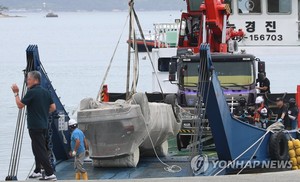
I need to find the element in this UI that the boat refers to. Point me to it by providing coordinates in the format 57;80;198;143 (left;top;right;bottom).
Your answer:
5;0;300;181
77;95;180;167
46;12;58;18
151;0;300;94
127;39;167;52
72;0;181;167
128;22;180;52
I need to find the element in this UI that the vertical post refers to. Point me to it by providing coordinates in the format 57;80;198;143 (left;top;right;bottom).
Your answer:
101;85;109;102
230;97;234;113
132;28;138;94
221;14;227;44
202;15;207;43
220;14;228;52
296;85;300;128
126;0;134;100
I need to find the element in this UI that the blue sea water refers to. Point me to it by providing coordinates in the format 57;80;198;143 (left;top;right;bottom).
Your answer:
0;11;300;180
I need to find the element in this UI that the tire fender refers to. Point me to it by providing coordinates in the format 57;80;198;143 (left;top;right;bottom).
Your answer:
269;132;289;161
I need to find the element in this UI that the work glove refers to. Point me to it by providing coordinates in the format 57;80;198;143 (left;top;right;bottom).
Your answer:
240;114;245;119
277;118;283;123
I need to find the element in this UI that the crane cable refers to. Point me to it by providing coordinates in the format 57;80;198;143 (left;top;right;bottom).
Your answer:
132;7;165;97
96;14;130;101
6;61;33;180
190;48;212;167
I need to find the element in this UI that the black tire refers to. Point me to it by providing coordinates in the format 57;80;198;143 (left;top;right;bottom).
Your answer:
269;132;289;161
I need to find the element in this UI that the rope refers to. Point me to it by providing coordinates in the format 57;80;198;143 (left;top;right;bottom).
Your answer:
132;7;164;97
264;92;287;104
236;131;268;174
214;130;270;176
96;14;129;101
130;10;139;95
26;163;35;180
126;3;134;100
132;97;182;173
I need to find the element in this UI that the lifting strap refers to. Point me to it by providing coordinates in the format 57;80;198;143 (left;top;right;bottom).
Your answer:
96;14;129;101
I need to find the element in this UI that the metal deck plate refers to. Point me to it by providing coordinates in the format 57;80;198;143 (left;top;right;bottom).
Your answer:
55;157;192;180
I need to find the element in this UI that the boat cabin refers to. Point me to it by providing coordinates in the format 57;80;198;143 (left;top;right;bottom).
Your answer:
226;0;300;46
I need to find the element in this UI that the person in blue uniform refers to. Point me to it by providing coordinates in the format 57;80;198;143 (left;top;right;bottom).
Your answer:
68;119;89;180
11;71;57;180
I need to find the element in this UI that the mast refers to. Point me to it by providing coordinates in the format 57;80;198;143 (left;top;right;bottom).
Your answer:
126;0;134;100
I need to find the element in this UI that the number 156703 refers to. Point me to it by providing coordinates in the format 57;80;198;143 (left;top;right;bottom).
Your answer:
248;34;283;41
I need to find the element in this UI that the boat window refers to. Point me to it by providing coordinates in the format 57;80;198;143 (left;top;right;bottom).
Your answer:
267;0;292;14
237;0;262;14
188;0;203;11
158;58;172;72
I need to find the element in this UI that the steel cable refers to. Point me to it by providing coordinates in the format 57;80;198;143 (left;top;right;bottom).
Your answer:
7;60;32;179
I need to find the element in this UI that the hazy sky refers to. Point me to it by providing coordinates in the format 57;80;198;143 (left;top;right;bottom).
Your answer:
1;0;186;11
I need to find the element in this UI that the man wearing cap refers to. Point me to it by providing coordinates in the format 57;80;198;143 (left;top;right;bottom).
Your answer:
68;119;89;180
276;97;289;129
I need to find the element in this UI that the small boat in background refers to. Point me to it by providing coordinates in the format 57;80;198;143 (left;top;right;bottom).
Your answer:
128;21;180;52
127;39;167;52
46;12;58;18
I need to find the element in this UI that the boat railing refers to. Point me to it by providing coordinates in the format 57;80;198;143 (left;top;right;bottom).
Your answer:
153;22;180;48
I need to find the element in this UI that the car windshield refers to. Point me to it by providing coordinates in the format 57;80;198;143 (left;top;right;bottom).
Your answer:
180;61;254;87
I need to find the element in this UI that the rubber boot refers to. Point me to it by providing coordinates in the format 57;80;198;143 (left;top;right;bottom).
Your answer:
81;172;88;180
75;172;81;180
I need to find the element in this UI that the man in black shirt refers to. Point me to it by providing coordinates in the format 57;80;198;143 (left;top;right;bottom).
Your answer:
234;97;248;122
288;98;299;130
11;71;57;180
256;73;270;94
276;97;289;129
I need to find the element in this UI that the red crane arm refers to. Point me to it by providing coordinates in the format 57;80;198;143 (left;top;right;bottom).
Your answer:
200;0;230;36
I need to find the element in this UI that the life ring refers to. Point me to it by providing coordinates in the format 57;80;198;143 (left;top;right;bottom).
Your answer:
269;132;289;161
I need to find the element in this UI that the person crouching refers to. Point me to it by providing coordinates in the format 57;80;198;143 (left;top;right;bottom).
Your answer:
68;119;89;180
